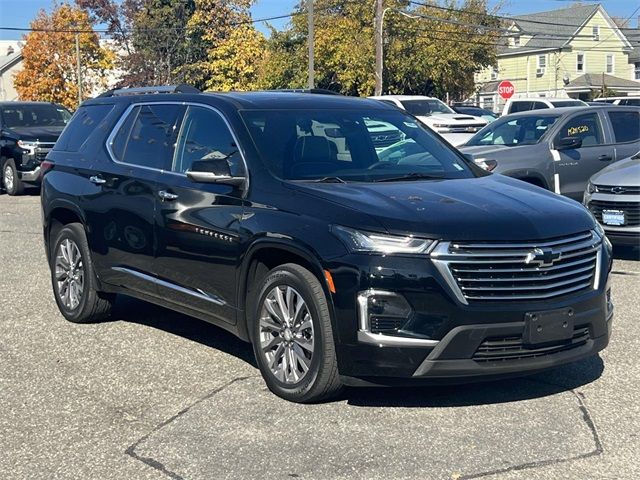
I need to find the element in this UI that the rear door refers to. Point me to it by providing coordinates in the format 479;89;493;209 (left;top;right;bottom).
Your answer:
86;102;184;295
552;111;615;200
153;104;246;324
605;109;640;160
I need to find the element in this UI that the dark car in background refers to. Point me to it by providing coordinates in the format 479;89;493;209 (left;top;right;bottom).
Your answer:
460;106;640;201
0;101;71;195
42;87;613;403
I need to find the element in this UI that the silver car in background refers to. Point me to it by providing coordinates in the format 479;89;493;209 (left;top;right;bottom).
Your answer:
584;152;640;246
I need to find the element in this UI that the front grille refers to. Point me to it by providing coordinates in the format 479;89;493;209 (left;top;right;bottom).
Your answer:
431;231;601;303
589;200;640;227
593;184;640;195
446;124;482;133
370;131;402;148
473;327;590;362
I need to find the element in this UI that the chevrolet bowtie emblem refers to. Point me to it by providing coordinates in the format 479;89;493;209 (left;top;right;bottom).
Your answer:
525;247;562;267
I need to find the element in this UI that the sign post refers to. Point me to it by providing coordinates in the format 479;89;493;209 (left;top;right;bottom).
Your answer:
498;80;515;100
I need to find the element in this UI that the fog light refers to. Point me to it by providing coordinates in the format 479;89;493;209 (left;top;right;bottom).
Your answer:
357;290;412;334
606;288;613;316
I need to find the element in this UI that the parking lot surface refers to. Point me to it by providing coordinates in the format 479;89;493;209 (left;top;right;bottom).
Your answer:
1;194;639;480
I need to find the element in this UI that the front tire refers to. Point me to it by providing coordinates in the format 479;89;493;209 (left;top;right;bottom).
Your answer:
252;263;343;403
51;223;114;323
3;158;24;196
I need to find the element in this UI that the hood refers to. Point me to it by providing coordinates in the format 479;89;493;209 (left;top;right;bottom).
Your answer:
417;114;486;126
289;175;594;241
3;126;64;143
591;156;640;187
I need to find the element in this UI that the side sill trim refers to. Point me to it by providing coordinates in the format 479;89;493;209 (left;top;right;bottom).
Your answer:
111;267;225;306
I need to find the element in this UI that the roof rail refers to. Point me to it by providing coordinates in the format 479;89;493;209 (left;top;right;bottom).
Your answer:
98;84;201;98
272;88;342;96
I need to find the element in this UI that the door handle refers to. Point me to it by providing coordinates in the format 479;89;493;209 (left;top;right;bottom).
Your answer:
89;175;107;185
598;155;613;161
158;190;179;201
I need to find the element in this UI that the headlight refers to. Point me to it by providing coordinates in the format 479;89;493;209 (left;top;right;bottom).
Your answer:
17;140;38;149
331;225;437;254
586;181;596;194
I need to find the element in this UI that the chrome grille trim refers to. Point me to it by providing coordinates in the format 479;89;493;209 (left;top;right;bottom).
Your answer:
431;231;602;304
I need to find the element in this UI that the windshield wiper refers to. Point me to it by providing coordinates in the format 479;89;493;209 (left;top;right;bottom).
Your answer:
375;173;444;182
312;176;347;183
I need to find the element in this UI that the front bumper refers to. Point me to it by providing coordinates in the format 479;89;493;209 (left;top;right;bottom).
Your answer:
328;242;613;383
18;166;41;183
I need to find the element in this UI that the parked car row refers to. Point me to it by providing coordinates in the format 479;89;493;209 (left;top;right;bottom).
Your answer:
33;86;621;403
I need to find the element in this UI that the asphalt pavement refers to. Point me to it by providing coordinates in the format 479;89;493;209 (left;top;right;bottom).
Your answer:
1;194;638;480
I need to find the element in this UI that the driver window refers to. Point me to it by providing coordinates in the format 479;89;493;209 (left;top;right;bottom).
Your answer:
557;113;603;147
173;106;243;175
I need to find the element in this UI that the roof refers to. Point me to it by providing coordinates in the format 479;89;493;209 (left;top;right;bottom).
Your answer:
0;51;22;73
499;4;599;55
86;91;391;110
369;95;438;101
566;73;640;90
497;105;610;120
0;101;62;107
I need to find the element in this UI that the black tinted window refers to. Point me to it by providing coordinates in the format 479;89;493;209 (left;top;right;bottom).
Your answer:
608;111;640;143
557;113;603;146
531;102;547;110
111;104;184;169
2;104;71;128
173;106;243;175
509;101;532;113
54;104;111;152
619;99;640;106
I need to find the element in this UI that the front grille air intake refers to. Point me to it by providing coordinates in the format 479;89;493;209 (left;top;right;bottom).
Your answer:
431;231;602;304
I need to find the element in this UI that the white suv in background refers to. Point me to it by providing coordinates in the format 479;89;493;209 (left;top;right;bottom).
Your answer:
592;97;640;106
502;97;587;115
369;95;487;147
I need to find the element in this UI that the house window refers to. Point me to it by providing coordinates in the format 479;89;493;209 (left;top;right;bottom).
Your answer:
537;55;546;75
635;62;640;80
513;35;520;47
606;55;614;74
490;66;498;80
592;25;600;41
576;53;585;73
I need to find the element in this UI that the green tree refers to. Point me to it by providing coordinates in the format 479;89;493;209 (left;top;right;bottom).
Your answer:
15;3;113;109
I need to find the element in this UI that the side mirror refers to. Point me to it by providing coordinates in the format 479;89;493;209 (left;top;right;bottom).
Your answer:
555;136;582;151
186;159;246;186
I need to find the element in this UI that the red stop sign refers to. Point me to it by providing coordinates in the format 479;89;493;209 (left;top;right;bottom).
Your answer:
498;80;515;100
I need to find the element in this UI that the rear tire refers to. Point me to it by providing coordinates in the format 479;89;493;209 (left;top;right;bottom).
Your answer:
252;263;343;403
3;158;24;196
51;223;114;323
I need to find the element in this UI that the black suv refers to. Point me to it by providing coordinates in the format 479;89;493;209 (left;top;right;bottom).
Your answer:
1;101;71;195
42;86;614;402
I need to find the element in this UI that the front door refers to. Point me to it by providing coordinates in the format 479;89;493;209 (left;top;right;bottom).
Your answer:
154;105;246;324
553;111;615;201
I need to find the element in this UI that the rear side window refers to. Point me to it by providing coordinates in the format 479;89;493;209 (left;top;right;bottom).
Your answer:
619;99;640;106
55;104;114;152
508;101;532;114
607;111;640;143
110;104;184;170
531;101;548;110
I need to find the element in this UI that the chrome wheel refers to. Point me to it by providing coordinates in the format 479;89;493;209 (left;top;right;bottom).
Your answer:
3;165;14;192
259;285;315;384
55;238;85;310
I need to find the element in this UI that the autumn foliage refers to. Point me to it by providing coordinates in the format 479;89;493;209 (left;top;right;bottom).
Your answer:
14;3;113;110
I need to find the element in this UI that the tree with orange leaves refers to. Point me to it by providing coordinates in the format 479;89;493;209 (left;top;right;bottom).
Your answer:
14;3;113;110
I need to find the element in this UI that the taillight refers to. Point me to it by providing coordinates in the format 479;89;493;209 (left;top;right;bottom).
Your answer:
40;160;54;177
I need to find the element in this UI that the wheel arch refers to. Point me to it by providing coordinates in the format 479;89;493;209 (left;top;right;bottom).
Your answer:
45;201;86;263
505;170;550;190
237;239;333;343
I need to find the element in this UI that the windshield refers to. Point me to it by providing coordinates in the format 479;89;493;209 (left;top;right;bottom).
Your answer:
466;114;560;147
0;104;71;128
400;99;454;116
550;100;585;107
241;109;476;182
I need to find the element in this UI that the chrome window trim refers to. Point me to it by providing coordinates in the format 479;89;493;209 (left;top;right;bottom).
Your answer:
104;101;250;192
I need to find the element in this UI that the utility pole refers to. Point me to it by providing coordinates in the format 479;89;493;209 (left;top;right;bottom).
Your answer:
374;0;383;95
307;0;314;89
75;33;82;106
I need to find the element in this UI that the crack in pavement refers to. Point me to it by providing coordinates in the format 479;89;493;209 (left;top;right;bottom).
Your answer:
124;374;604;480
460;378;603;479
124;376;257;480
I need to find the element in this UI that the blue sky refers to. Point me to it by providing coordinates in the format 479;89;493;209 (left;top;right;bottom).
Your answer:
1;0;638;41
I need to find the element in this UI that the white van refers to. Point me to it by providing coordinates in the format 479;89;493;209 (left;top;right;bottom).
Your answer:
502;97;587;115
